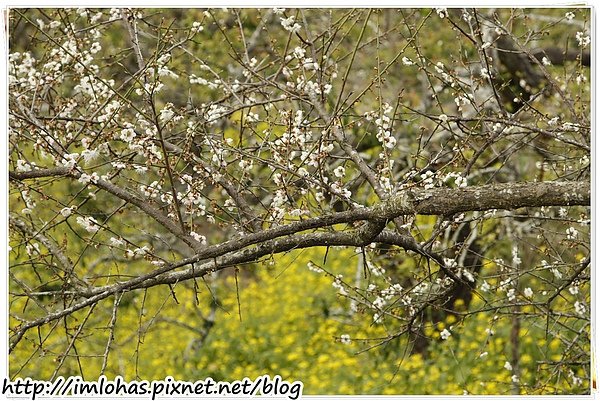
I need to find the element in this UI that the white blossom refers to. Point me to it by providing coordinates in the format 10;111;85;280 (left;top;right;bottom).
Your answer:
159;104;175;122
333;166;346;178
512;246;521;267
435;7;447;18
461;269;475;282
16;159;32;172
190;231;207;245
566;227;578;240
574;301;586;316
332;275;347;295
60;153;80;169
76;216;100;233
280;16;301;33
60;207;74;217
192;21;204;33
110;237;125;247
440;328;451;340
307;261;323;273
575;32;590;48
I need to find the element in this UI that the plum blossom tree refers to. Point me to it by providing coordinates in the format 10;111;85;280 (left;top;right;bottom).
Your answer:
8;7;590;392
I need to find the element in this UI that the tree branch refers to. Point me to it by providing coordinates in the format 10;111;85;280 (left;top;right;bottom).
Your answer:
8;179;589;352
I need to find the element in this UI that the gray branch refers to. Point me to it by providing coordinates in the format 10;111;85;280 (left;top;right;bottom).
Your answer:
8;179;589;352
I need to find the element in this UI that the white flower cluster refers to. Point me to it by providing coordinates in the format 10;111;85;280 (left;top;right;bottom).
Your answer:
110;237;124;247
59;153;80;169
75;75;115;100
9;52;38;90
440;328;451;340
189;74;209;86
109;8;122;21
16;159;34;172
204;104;228;125
238;159;254;173
280;16;301;33
20;190;36;214
292;76;330;98
191;21;204;33
576;31;590;48
459;268;475;283
76;216;100;233
454;94;473;112
156;53;179;79
118;118;164;164
367;260;385;277
119;124;137;142
78;172;99;184
443;172;467;188
372;295;386;309
190;231;207;245
435;7;447;18
332;275;347;296
25;242;41;256
574;301;586;316
541;259;563;280
511;246;522;267
60;206;75;217
364;103;397;150
420;170;439;190
380;283;403;300
140;181;162;199
340;334;351;344
125;245;150;259
307;261;323;273
566;226;578;240
97;100;121;123
176;174;207;217
434;61;452;85
81;146;101;164
159;103;175;122
333;165;346;178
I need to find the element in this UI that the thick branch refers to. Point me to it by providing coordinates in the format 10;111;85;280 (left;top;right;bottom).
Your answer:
9;179;589;352
407;181;589;215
